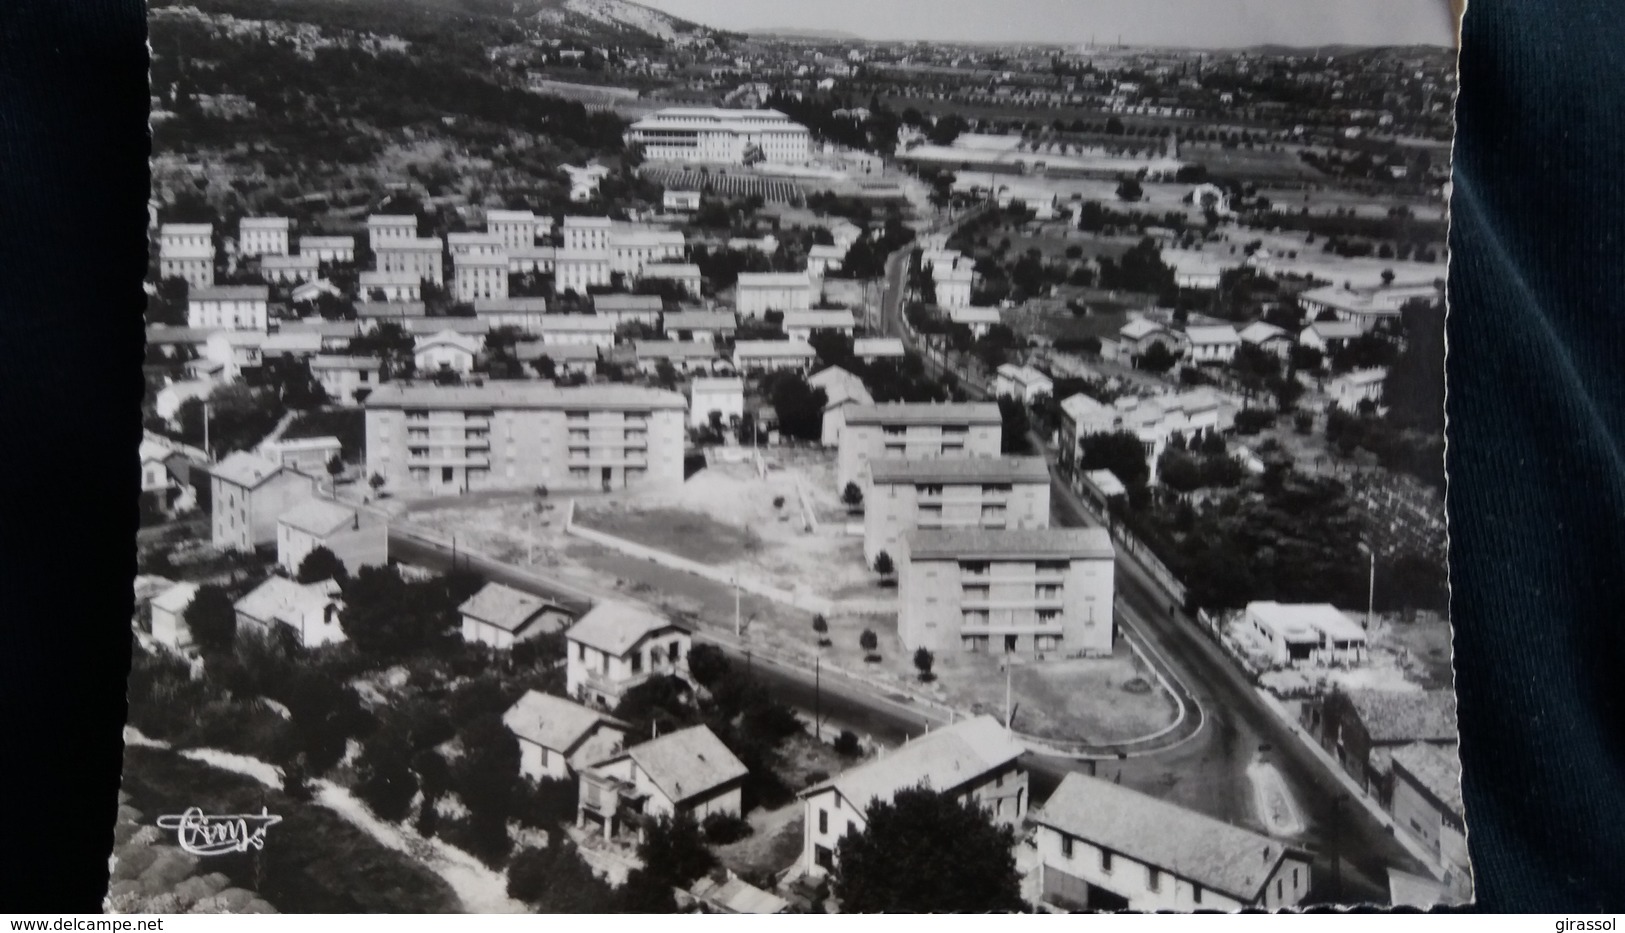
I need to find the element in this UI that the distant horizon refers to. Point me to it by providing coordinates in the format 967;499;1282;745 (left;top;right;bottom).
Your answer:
640;0;1456;50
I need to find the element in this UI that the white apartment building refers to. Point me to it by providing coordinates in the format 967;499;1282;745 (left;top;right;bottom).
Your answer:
259;253;320;285
158;223;215;289
593;293;664;328
781;310;856;343
238;217;290;258
555;251;613;295
562;216;613;253
864;456;1051;567
486;209;547;250
538;314;618;348
637;262;703;297
689;377;745;429
609;228;687;276
375;238;445;286
1034;773;1312;911
1185;324;1242;364
661;310;735;343
364;382;687;496
359;270;422;303
993;363;1054;404
733;339;818;374
663;190;702;212
735;271;813;317
299;236;355;264
310;355;383;404
949;306;1003;338
836;402;1004;493
448;231;507;258
508;245;558;275
1244;601;1369;667
473;297;550;335
188;285;270;332
454;252;511;303
366;214;419;248
935;266;975;308
897;527;1116;658
413;330;482;376
625;108;811;164
799;716;1026;878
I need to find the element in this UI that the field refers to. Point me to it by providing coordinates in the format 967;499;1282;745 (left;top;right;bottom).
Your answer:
1181;143;1327;184
933;647;1179;744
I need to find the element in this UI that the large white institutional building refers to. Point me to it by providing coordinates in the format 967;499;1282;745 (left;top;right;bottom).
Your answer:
625;108;811;165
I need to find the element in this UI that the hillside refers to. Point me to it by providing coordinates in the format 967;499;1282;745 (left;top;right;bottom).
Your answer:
152;0;725;48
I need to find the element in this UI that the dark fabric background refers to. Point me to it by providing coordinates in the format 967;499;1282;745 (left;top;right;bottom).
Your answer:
1;0;1622;912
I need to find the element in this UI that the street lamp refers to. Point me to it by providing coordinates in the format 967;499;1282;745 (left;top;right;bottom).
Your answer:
1356;541;1375;630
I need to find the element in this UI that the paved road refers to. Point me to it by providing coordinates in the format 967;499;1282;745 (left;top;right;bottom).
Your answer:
875;233;1421;900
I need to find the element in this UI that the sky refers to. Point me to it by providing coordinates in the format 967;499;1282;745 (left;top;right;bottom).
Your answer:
633;0;1457;49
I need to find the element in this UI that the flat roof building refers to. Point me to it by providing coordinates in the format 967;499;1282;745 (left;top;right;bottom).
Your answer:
626;108;811;165
864;456;1052;567
836;402;1003;493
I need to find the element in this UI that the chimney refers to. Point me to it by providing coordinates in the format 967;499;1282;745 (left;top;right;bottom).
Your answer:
1262;846;1271;864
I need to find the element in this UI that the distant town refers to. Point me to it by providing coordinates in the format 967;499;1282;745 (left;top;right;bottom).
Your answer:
120;0;1462;916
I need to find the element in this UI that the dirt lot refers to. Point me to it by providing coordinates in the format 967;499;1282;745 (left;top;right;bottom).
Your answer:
932;646;1179;744
574;456;889;604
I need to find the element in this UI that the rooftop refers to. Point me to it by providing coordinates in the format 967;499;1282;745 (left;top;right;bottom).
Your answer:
948;306;1004;324
1247;601;1366;644
1239;321;1290;344
563;215;614;229
365;382;687;412
240;216;289;230
355;301;427;318
1389;742;1465;818
907;527;1115;561
1344;689;1458;744
735;272;811;289
781;310;857;328
1305;321;1364;340
803;716;1023;812
662;311;736;330
594;294;666;312
503;690;628;754
460;582;566;634
150;581;200;615
233;576;341;626
620;725;748;806
539;315;617;332
1185;324;1242;346
853;337;906;357
1120;318;1167;341
191;285;269;302
209;451;286;489
473;297;550;314
309;354;382;371
277;499;361;537
1034;773;1304;903
844;402;1002;427
632;340;718;360
691;376;745;392
869;456;1051;485
734;339;816;358
566;601;685;656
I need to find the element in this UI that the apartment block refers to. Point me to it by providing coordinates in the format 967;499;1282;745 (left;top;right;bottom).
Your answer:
835;402;1003;493
299;236;355;264
486;209;548;250
238;216;290;257
897;527;1116;658
364;382;686;497
454;252;511;303
864;456;1052;567
188;285;270;332
366;214;419;248
375;238;445;286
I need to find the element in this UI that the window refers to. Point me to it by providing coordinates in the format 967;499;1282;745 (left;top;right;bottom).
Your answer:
981;483;1012;494
1038;610;1061;624
1147;867;1160;892
883;426;906;437
818;810;828;834
960;560;990;575
1192;885;1203;905
1037;585;1061;600
915;483;944;496
1292;868;1300;888
1276;879;1283;901
1060;835;1074;858
668;641;680;663
578;643;587;660
1037;560;1071;572
1100;849;1113;872
630;651;642;674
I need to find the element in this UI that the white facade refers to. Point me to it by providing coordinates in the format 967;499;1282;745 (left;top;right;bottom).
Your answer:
562;216;613;253
663;190;702;212
555;252;613;295
736;272;812;317
259;253;320;285
375;238;445;287
454;253;511;303
565;602;691;709
413;331;481;375
188;286;269;332
487;209;546;250
238;217;290;258
689;377;745;429
626;108;811;165
359;271;422;303
366;215;418;248
299;236;355;264
538;316;617;348
733;339;817;374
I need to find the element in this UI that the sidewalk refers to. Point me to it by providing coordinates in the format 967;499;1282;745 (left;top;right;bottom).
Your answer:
1252;688;1449;882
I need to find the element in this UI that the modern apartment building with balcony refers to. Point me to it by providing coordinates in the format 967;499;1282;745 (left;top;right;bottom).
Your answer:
898;527;1116;658
363;382;686;497
836;402;1003;493
864;456;1052;567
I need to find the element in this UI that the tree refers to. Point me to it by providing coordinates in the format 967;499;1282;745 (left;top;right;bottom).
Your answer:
340;565;457;658
637;814;716;888
1158;450;1204;494
507;841;618;911
913;648;935;682
686;643;732;688
1116;176;1144;202
1079;432;1151;489
296;546;348;585
184;584;237;653
842;482;864;511
832;785;1025;913
812;614;830;647
1138;341;1180;373
833;730;863;757
997;396;1032;454
326;455;345;482
369;473;386;495
355;726;419;823
859;628;879;661
873;551;894;577
278;668;370;776
762;371;828;442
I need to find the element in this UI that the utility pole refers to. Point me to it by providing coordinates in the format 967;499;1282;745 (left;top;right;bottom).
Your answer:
202;401;212;463
1357;541;1375;629
1004;660;1013;729
814;654;822;735
734;575;742;638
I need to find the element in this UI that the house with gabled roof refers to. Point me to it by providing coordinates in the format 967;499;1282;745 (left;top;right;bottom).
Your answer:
503;690;630;782
578;724;747;841
1389;742;1471;902
1304;688;1459;802
276;499;388;578
210;451;319;552
233;576;346;648
149;582;200;653
565;602;692;708
459;582;575;650
798;715;1027;878
1032;772;1312;911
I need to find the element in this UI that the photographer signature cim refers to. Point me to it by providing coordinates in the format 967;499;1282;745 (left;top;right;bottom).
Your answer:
155;807;282;856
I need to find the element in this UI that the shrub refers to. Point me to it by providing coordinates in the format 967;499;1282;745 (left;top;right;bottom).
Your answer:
702;812;753;845
833;730;863;757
